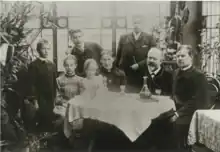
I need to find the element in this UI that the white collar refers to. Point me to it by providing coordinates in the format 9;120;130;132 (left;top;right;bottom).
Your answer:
38;57;48;62
148;66;161;76
75;43;85;51
181;64;192;71
132;32;141;40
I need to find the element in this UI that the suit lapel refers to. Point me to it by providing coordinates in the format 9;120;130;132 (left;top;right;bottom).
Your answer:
153;68;163;80
137;32;144;42
127;33;135;46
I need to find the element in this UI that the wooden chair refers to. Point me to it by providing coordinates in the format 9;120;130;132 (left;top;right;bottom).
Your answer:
206;76;220;109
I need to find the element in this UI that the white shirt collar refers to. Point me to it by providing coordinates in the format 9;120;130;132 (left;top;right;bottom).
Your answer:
181;64;192;71
75;42;85;51
38;57;48;62
133;32;141;41
148;66;161;77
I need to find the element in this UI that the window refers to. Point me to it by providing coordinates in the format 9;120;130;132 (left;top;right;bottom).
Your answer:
202;1;220;75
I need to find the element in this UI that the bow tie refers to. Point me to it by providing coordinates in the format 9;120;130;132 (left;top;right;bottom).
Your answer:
151;72;156;78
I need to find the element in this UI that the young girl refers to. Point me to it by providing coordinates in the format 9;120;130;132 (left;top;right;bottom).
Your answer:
80;58;106;100
54;55;84;117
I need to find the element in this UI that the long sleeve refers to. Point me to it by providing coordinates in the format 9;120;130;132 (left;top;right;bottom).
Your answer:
116;68;126;86
26;62;37;99
164;72;173;95
53;64;57;100
78;77;85;95
55;78;63;105
95;43;103;61
137;59;146;69
176;73;209;117
115;35;123;67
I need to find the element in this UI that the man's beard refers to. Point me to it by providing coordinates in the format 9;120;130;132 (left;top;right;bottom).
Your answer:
148;62;158;71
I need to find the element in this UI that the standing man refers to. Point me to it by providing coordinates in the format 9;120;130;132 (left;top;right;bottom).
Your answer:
26;39;56;132
115;18;156;93
170;45;209;149
69;29;103;77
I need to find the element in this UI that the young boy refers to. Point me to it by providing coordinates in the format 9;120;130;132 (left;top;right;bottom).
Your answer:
26;39;56;132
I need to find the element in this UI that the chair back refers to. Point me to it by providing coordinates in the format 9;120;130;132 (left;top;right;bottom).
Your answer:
206;76;220;109
206;76;220;90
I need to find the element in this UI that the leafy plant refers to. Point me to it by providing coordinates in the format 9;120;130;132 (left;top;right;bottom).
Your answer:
199;28;220;73
0;1;46;85
0;2;57;151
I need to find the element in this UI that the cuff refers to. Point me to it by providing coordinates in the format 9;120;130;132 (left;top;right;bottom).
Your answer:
175;112;179;117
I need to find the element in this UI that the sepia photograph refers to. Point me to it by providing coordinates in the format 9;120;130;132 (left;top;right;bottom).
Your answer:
0;1;220;152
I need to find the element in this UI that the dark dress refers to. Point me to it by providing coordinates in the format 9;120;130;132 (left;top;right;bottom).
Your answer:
26;58;56;132
115;32;156;93
100;66;126;92
71;42;103;77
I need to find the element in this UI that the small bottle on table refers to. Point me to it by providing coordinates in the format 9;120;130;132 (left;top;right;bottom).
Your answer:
140;76;152;98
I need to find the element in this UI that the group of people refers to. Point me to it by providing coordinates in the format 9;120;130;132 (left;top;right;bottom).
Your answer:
22;18;211;151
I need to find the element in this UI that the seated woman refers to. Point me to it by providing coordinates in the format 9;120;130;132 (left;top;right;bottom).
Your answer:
54;55;84;118
100;51;126;92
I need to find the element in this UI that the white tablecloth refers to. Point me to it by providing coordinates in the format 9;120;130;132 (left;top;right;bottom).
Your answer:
64;92;175;142
188;110;220;152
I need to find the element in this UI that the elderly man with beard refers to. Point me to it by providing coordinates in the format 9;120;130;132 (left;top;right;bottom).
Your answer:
132;47;174;150
132;47;173;95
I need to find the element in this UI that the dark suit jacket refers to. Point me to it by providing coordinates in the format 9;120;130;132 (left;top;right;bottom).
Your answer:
138;60;173;95
115;32;156;91
172;67;210;124
100;66;126;92
71;42;103;77
27;58;56;114
162;60;178;72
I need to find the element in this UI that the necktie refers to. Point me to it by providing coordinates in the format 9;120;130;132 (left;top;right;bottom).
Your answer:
151;72;155;78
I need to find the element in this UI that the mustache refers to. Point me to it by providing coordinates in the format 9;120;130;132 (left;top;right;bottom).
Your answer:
147;62;156;66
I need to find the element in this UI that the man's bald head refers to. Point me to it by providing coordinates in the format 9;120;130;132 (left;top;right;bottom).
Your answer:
148;47;163;60
147;47;163;71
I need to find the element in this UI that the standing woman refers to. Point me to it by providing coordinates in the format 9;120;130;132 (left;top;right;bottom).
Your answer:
100;51;126;93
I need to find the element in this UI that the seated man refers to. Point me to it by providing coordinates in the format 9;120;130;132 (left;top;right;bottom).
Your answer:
170;45;210;150
131;47;173;95
131;48;174;150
